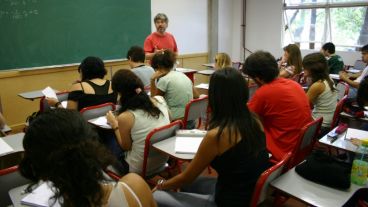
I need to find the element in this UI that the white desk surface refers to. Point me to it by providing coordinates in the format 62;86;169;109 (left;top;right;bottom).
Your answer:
202;63;215;68
319;127;361;153
271;168;363;207
175;68;198;73
18;89;59;100
329;74;340;80
197;69;215;76
9;184;28;207
1;132;25;153
152;136;195;161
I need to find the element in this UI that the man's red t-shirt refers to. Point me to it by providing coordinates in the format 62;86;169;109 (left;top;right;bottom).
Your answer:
144;32;178;54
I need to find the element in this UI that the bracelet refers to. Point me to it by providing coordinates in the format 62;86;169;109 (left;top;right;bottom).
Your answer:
157;178;166;189
54;102;61;108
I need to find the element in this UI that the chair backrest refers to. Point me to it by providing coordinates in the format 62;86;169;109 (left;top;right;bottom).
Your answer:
290;117;323;168
331;95;347;129
182;96;208;129
0;166;30;207
250;152;292;207
39;91;69;112
142;120;182;178
80;102;116;121
336;82;349;102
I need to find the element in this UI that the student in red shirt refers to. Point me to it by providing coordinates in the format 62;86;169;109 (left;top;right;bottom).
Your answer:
243;51;311;161
144;13;178;60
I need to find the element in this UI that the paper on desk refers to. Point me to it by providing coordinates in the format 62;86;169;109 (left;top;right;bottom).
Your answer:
21;182;61;207
42;87;58;100
89;116;110;129
0;138;14;156
175;137;203;154
347;69;361;73
195;83;209;90
329;74;340;80
61;101;67;108
345;128;368;140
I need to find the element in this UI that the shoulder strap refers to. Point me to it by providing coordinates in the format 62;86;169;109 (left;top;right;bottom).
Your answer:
120;182;143;207
80;82;85;92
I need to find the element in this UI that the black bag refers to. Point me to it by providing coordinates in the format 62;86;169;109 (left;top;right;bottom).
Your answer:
343;98;365;118
295;150;352;190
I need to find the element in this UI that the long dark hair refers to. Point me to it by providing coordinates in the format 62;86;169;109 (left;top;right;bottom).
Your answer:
302;52;336;92
19;109;115;207
208;68;265;155
284;44;303;74
112;69;161;118
151;49;176;71
357;75;368;108
78;56;107;81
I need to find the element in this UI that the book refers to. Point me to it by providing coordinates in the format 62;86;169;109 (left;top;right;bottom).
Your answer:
0;138;14;156
175;137;203;154
21;182;61;207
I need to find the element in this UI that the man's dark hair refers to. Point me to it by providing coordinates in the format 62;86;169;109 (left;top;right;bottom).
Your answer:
127;46;145;63
242;51;279;83
322;42;335;54
361;44;368;52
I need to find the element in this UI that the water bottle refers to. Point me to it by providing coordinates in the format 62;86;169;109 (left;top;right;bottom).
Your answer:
351;140;368;186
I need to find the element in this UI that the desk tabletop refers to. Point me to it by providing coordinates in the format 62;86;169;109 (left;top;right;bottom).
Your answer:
271;168;363;207
175;68;198;73
18;89;59;100
202;63;215;68
319;127;361;152
1;132;25;153
197;69;215;76
152;136;195;161
9;184;28;207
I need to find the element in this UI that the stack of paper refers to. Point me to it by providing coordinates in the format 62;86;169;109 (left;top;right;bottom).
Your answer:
175;137;203;154
21;182;61;207
0;139;14;156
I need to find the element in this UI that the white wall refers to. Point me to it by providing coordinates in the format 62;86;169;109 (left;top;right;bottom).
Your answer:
151;0;208;55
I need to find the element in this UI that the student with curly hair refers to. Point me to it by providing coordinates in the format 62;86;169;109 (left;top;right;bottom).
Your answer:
19;109;156;207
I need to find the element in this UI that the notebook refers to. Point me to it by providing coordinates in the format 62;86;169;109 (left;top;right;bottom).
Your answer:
344;128;368;140
21;182;61;207
175;137;203;154
0;138;13;156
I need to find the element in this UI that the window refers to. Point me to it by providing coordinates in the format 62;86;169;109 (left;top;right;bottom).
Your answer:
282;0;368;51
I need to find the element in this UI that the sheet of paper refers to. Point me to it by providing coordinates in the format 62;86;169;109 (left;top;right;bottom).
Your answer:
176;67;195;73
345;128;368;140
195;83;209;90
0;138;14;156
21;182;61;207
347;69;361;73
329;74;340;80
42;87;58;100
61;101;67;108
88;116;111;129
176;129;207;137
175;137;203;154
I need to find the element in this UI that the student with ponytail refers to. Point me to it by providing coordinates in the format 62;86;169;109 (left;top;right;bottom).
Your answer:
106;69;170;176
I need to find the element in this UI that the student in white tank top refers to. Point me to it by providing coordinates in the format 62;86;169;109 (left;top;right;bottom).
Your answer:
303;52;337;135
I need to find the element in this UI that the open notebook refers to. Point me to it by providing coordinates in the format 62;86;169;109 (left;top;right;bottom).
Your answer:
21;182;61;207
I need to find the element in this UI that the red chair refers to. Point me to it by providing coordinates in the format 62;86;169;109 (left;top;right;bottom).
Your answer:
39;91;69;112
182;96;208;129
331;95;347;129
289;117;323;168
0;165;30;206
80;102;116;121
250;152;292;207
142;120;183;178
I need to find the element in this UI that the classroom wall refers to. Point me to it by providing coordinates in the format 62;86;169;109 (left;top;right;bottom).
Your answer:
151;0;208;55
215;0;362;65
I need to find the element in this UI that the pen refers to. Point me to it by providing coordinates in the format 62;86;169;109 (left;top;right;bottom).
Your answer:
330;136;338;144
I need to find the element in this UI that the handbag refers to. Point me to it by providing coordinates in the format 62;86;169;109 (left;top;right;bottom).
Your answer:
295;150;352;190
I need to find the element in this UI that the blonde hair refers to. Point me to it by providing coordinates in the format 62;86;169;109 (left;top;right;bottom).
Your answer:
215;53;232;69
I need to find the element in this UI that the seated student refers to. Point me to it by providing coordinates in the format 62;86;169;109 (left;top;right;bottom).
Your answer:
106;69;170;176
278;44;303;80
339;44;368;98
214;52;232;69
244;51;311;161
150;50;198;122
48;56;117;110
127;46;155;88
321;42;344;74
153;68;270;207
19;109;156;207
303;52;337;135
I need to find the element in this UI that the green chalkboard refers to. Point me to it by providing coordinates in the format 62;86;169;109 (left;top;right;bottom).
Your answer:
0;0;151;70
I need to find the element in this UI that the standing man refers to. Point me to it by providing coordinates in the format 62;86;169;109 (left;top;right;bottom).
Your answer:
144;13;178;60
320;42;345;74
243;51;311;161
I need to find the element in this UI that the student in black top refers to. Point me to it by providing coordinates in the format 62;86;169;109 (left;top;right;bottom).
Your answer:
47;56;117;111
153;68;270;207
